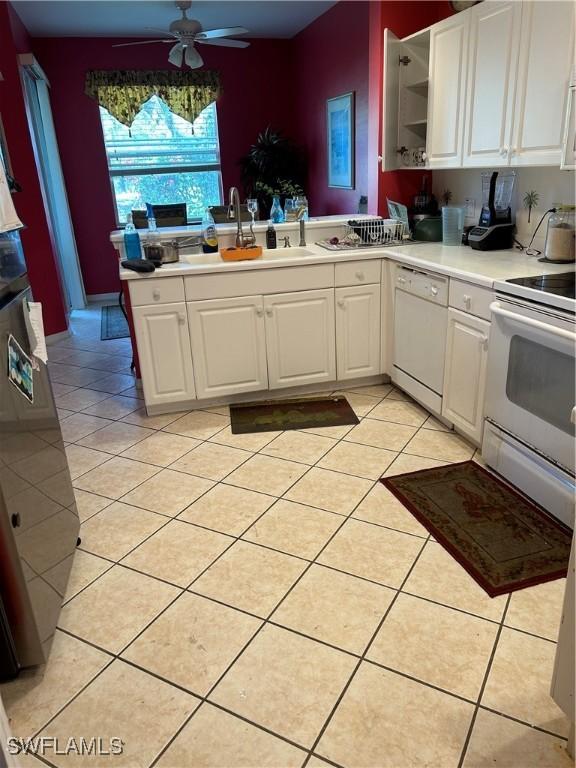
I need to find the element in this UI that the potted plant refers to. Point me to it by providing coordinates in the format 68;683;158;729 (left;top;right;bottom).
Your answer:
240;127;307;217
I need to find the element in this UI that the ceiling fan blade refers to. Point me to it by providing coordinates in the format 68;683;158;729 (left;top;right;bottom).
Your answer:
197;38;250;48
196;26;249;39
184;45;204;69
112;39;172;47
145;26;179;37
168;42;184;67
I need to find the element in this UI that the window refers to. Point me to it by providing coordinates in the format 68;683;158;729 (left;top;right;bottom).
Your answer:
100;95;223;224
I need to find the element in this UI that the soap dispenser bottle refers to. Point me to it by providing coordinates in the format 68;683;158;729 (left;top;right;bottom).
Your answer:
266;220;277;249
270;195;284;224
124;212;142;260
201;208;219;253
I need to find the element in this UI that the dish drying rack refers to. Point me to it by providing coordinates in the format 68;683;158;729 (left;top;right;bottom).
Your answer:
317;218;410;250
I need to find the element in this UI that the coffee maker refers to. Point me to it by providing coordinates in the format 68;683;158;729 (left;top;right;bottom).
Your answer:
468;171;515;251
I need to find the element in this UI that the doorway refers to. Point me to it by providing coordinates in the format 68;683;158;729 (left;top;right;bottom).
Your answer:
19;54;86;311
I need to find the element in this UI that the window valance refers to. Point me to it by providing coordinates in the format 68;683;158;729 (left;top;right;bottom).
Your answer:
85;70;221;128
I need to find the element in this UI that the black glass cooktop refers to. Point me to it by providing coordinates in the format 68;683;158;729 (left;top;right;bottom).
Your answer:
506;271;575;299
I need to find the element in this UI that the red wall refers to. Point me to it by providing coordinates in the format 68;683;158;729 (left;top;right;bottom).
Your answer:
32;37;296;296
291;1;370;215
0;3;68;334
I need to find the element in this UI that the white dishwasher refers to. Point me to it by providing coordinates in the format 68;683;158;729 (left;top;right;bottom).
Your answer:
392;264;449;416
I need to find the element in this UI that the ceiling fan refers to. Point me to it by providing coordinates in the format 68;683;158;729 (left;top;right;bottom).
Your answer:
112;1;250;69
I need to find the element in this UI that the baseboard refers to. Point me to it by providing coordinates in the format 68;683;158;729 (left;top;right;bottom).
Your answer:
145;374;391;416
46;328;71;344
87;293;119;303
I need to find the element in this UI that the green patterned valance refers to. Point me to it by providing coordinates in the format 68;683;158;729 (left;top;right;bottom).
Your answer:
85;70;221;127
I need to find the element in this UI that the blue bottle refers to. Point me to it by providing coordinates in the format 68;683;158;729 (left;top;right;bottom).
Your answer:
270;195;284;224
124;212;142;260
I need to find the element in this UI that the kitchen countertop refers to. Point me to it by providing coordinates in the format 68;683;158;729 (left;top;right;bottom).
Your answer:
118;239;574;289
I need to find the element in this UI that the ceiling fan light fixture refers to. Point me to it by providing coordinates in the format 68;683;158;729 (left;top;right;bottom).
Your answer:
184;44;203;69
168;42;184;67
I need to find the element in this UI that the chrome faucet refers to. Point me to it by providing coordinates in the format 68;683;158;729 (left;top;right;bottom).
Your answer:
228;186;255;248
297;206;307;247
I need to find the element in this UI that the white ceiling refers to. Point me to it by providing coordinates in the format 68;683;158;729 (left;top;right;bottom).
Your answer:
11;0;337;38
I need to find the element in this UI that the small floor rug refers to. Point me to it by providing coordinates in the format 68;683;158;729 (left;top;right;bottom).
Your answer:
101;305;130;340
382;461;572;597
230;396;359;434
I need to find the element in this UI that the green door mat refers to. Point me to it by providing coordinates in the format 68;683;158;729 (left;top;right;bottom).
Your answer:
382;461;572;596
101;305;130;340
230;396;359;434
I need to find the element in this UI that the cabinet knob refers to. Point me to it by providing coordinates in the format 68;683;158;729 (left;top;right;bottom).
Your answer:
265;307;273;317
430;286;438;296
397;277;406;285
480;334;489;349
11;513;20;528
337;299;346;309
463;294;472;309
571;406;576;425
255;307;264;317
178;313;186;324
355;271;365;281
152;289;161;300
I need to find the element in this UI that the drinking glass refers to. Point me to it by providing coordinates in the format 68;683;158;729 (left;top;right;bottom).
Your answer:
247;198;258;225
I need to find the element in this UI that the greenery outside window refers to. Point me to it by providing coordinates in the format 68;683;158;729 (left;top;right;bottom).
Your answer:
100;96;223;225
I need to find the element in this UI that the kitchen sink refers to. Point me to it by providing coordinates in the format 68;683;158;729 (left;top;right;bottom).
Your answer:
178;247;317;266
262;247;316;259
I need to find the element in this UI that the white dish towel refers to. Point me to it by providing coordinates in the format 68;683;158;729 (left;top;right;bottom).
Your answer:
0;162;23;233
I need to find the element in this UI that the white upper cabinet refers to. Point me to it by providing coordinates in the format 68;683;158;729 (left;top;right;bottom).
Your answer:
187;295;268;399
335;284;381;381
383;1;575;170
511;1;575;166
264;289;336;390
462;1;521;167
132;302;196;408
382;29;401;171
427;12;469;168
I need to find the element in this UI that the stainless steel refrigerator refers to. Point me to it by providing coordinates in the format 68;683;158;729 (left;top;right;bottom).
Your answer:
0;229;79;679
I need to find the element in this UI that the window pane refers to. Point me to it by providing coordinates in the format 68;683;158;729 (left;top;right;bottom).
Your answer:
112;170;222;223
99;96;223;222
101;97;220;171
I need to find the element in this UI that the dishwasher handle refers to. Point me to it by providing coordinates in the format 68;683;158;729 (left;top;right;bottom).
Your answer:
490;302;576;343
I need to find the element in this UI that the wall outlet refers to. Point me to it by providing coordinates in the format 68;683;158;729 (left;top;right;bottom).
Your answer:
464;198;476;219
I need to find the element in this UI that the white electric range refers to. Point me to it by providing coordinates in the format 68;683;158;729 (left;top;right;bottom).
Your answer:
483;270;575;528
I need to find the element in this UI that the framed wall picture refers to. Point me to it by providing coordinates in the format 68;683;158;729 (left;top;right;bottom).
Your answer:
327;92;355;189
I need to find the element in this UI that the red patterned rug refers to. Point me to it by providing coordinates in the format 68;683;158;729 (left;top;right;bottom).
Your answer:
382;461;572;597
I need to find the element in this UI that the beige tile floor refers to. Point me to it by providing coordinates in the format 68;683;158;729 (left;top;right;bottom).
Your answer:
1;305;571;768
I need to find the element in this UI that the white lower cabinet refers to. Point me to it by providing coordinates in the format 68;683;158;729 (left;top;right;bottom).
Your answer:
442;308;490;444
335;284;381;381
132;302;196;408
264;289;336;389
187;296;268;399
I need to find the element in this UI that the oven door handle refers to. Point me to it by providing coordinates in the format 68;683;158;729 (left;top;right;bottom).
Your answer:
490;302;576;343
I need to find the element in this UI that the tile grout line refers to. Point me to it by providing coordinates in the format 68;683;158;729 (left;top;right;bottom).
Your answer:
456;592;513;768
301;531;431;766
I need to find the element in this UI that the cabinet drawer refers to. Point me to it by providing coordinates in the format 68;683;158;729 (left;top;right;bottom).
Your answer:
335;260;381;287
449;280;493;321
129;277;185;307
185;264;334;301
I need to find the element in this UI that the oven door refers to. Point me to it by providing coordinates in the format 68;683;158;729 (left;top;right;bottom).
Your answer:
486;297;576;474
